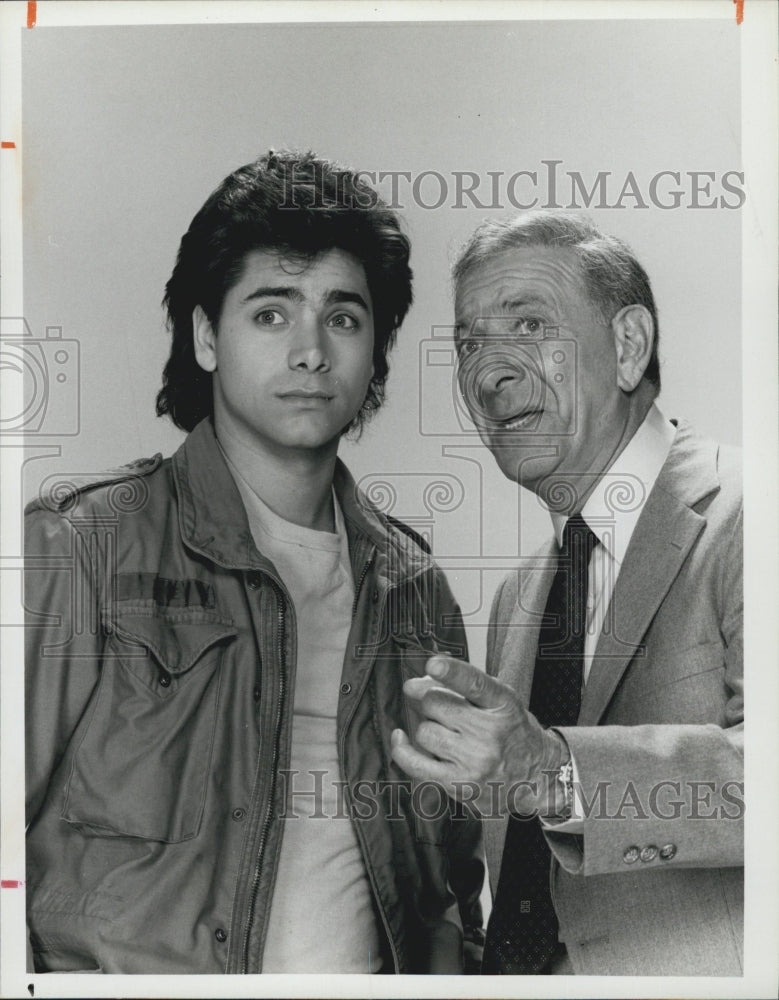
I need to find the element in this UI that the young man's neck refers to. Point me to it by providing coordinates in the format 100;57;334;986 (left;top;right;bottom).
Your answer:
215;421;339;533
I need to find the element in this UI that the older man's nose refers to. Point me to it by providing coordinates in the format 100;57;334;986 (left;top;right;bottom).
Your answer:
479;364;528;403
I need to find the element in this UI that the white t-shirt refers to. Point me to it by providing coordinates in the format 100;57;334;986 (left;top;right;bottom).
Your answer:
228;464;382;973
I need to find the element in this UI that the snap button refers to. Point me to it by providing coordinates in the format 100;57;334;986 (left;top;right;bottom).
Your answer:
253;685;261;703
247;572;262;589
640;845;658;863
622;845;640;864
158;669;171;688
340;682;352;696
659;843;677;860
214;927;227;943
232;808;246;822
372;589;379;603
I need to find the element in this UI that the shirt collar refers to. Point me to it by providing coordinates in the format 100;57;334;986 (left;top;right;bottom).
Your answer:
550;403;676;565
172;418;431;582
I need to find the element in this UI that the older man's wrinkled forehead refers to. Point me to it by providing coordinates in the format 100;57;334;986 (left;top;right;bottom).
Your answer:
454;245;600;334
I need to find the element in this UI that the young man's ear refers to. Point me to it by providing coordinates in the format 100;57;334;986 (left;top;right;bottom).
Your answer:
611;305;654;392
192;306;217;373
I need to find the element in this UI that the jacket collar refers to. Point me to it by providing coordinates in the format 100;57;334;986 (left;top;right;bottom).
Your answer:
171;419;431;584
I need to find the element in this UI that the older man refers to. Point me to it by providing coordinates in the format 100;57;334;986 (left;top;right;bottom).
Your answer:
392;211;742;975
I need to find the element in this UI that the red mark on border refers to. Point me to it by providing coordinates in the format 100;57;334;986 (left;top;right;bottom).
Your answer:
27;2;37;29
1;141;17;149
1;880;24;889
733;0;744;24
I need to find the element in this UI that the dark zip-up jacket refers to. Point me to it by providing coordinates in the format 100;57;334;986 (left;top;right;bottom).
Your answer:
24;419;483;974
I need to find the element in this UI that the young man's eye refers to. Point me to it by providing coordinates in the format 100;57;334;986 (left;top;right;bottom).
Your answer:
255;308;285;326
328;313;359;330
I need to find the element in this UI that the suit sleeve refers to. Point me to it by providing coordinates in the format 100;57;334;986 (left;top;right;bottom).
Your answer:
546;506;743;876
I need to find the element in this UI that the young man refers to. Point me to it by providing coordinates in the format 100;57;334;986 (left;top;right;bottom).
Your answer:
24;151;483;975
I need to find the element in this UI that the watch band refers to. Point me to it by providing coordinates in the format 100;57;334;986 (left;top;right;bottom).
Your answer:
557;758;574;819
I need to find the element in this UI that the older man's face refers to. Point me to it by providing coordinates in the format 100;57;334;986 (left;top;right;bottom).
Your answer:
454;245;632;505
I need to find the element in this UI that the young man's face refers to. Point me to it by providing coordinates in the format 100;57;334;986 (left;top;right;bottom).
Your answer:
454;245;632;503
194;247;375;459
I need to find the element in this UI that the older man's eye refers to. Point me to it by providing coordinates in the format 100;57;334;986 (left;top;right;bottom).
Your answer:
456;340;482;359
514;317;542;336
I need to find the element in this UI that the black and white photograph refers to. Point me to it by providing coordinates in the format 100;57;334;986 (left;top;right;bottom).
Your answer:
0;1;776;997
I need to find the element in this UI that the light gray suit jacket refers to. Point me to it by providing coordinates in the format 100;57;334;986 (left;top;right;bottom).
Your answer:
485;422;743;975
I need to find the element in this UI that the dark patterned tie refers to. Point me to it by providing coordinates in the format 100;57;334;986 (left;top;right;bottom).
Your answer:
482;514;598;974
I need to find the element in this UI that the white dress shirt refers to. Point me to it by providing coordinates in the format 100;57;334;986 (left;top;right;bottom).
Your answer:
549;403;676;683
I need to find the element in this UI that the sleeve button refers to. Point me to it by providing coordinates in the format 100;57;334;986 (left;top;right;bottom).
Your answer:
640;845;659;863
659;843;677;860
215;928;228;943
622;846;641;864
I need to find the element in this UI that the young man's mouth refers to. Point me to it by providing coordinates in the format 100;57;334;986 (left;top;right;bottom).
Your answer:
278;388;334;401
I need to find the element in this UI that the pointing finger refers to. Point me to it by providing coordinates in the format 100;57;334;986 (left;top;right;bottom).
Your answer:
402;675;450;702
426;656;513;711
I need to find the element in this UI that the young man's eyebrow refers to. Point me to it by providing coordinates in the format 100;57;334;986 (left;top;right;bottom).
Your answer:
239;287;370;311
241;286;305;304
324;289;370;311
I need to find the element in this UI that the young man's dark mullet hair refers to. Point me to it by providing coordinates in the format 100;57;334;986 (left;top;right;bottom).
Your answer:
156;149;413;434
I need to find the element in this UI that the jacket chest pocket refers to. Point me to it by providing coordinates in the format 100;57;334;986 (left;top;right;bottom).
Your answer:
61;606;237;843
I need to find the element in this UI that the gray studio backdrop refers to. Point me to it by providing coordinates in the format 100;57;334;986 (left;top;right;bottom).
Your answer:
20;18;741;668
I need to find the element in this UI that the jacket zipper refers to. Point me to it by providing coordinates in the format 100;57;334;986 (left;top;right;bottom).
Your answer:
351;550;375;618
240;579;286;974
341;572;401;972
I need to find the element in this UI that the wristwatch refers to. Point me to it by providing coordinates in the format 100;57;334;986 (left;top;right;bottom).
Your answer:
556;758;574;819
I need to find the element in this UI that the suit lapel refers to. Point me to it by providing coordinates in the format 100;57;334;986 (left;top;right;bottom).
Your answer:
578;425;720;726
487;424;720;887
498;540;558;708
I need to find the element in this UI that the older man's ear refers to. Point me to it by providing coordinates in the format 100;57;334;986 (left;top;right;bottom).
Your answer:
611;304;654;392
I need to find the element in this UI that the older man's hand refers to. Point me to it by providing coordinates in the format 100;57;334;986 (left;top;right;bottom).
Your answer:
390;655;567;817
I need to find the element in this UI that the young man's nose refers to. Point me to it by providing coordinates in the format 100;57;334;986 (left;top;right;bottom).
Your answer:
288;318;330;371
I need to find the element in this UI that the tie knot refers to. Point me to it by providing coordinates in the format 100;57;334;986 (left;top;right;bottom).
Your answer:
561;513;598;560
